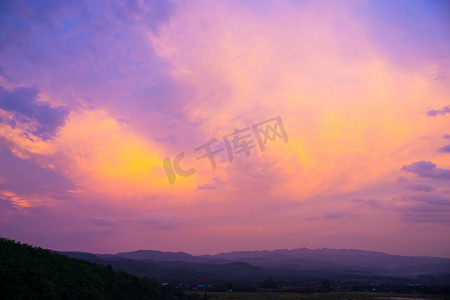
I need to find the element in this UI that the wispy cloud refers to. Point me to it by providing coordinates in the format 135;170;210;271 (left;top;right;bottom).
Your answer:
397;177;435;192
427;105;450;117
408;194;450;207
352;198;383;209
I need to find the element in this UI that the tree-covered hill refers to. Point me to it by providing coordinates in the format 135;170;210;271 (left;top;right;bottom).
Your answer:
0;238;181;300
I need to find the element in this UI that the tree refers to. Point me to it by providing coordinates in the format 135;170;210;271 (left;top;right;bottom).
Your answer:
262;277;277;289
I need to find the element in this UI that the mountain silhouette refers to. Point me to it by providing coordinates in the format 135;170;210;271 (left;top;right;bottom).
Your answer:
61;247;450;282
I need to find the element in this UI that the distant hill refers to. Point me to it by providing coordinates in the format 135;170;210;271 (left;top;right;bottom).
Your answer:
114;250;226;264
0;238;180;299
203;248;450;274
60;247;450;283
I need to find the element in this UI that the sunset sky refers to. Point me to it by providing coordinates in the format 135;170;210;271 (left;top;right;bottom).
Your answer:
0;0;449;257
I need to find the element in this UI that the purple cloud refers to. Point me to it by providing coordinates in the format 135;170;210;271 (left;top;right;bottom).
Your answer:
196;177;223;190
0;147;75;198
427;105;450;117
196;184;217;190
352;198;382;208
400;194;450;223
324;211;355;219
443;134;450;139
397;176;435;192
438;144;450;153
0;86;69;140
401;161;450;180
0;0;180;122
408;194;450;206
408;184;435;192
402;212;450;223
86;218;120;228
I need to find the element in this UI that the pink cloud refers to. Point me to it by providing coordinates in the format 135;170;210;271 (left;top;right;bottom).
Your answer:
0;0;450;258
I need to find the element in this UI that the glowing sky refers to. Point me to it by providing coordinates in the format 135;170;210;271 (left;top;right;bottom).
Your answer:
0;0;449;257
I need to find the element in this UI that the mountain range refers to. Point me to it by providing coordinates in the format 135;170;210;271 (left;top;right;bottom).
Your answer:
61;248;450;282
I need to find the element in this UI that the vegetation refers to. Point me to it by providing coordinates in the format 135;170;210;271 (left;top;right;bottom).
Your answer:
1;238;448;299
262;278;277;289
0;238;182;299
185;291;447;300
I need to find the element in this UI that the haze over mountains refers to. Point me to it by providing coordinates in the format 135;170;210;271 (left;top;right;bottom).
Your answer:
62;248;450;282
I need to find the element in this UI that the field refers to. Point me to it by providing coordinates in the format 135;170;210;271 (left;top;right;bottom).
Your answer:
185;291;448;300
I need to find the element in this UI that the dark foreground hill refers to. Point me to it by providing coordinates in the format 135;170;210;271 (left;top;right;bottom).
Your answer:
0;238;180;300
